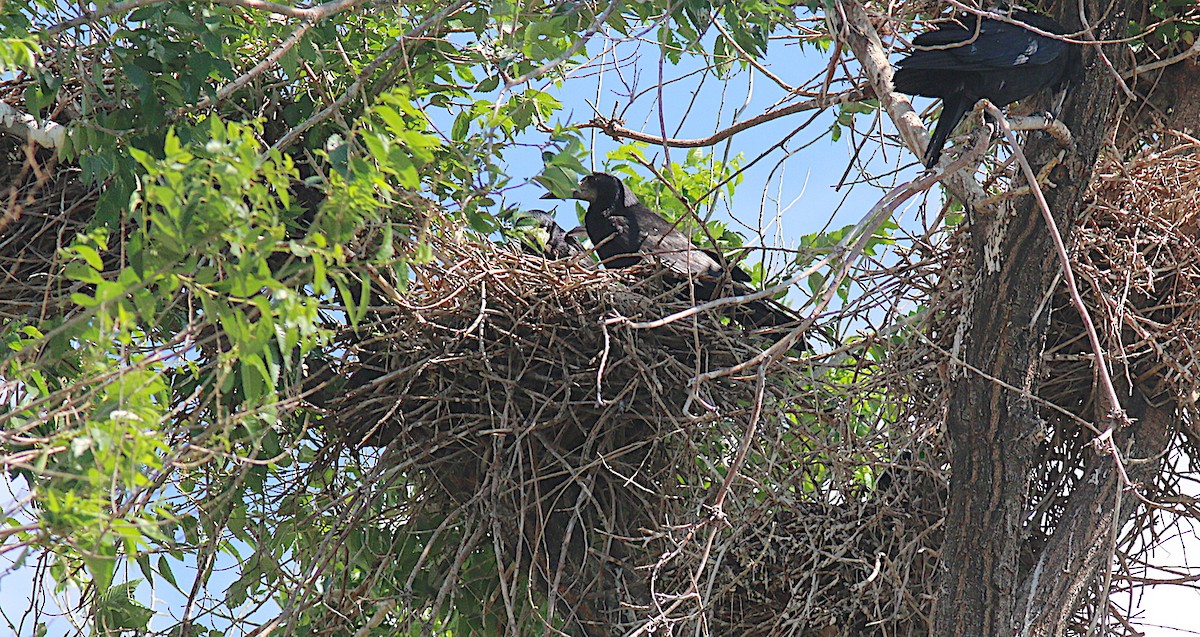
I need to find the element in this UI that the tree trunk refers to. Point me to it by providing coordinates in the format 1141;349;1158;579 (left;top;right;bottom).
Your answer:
1013;386;1174;635
930;0;1133;634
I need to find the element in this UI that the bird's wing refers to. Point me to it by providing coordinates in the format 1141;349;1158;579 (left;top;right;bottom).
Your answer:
628;205;730;278
902;17;1067;71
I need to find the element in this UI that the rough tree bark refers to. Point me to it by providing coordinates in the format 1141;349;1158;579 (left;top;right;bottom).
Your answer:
1014;387;1174;635
929;0;1143;635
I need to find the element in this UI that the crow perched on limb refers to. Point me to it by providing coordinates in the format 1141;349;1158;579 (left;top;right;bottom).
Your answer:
893;8;1080;168
542;172;800;332
510;209;589;260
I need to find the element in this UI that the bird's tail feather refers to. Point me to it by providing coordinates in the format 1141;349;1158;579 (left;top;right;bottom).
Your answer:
924;94;970;168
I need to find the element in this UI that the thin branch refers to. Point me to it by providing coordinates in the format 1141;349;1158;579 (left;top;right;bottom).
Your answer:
684;127;991;383
501;0;620;92
986;103;1166;512
1076;0;1137;100
830;0;990;206
182;21;313;114
577;87;867;148
1125;38;1200;78
711;19;798;94
1007;113;1073;148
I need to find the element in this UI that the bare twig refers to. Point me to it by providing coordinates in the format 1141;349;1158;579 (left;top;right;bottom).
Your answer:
578;87;868;148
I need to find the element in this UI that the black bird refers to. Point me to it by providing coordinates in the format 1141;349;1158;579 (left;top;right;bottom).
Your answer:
543;172;799;331
893;8;1079;167
510;209;589;260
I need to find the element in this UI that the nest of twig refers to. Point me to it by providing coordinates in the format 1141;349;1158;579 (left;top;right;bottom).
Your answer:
0;135;97;321
7;88;1197;634
1066;143;1200;425
305;235;945;637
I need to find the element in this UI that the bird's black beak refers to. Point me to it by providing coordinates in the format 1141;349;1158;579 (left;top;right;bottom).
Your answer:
539;191;561;200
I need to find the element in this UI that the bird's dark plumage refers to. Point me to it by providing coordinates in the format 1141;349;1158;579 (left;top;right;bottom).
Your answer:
893;9;1080;167
512;209;588;260
552;172;797;331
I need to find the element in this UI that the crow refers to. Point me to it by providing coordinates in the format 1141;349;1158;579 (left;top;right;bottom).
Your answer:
510;209;589;260
543;172;799;332
893;8;1080;167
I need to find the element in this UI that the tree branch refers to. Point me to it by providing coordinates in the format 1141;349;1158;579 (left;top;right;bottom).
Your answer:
1125;37;1200;78
576;88;867;148
182;21;313;115
270;0;472;152
502;0;621;92
828;0;990;207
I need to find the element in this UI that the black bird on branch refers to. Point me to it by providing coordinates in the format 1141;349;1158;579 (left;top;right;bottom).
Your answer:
543;172;800;332
893;8;1080;168
510;209;589;260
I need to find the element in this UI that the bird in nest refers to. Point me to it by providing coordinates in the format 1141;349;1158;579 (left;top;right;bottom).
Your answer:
507;209;590;261
543;172;801;333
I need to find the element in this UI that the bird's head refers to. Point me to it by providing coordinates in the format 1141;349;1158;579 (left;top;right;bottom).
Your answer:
511;209;557;229
542;172;639;210
506;209;558;255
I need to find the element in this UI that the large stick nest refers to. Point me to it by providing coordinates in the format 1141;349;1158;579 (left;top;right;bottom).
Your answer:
305;234;943;637
0;138;98;321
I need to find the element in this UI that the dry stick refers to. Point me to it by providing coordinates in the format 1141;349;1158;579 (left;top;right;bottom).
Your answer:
1090;469;1124;636
578;88;868;149
909;328;1101;433
711;365;768;512
1008;113;1073;147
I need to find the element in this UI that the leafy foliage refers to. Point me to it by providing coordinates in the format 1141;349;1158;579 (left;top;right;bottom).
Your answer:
2;2;833;634
9;0;1190;635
